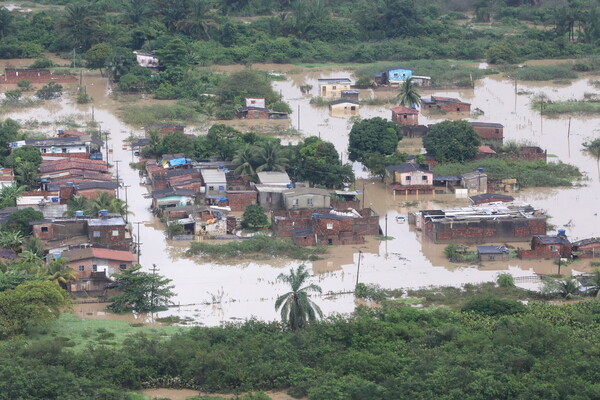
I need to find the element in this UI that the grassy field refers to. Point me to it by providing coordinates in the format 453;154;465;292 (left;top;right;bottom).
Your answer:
29;313;183;352
535;100;600;115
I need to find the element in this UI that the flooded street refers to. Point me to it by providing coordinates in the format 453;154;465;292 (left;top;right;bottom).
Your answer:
3;64;600;325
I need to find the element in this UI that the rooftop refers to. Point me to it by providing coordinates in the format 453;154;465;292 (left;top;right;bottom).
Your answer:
201;168;227;183
152;188;196;198
477;245;510;254
62;247;134;262
318;78;352;84
534;235;571;245
470;193;515;202
385;163;431;174
390;105;418;114
257;171;291;185
469;122;504;128
283;187;331;197
87;217;126;226
25;136;90;147
329;99;359;106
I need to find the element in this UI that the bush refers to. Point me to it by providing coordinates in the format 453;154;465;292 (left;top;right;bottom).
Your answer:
29;57;54;69
16;80;32;90
35;82;63;99
513;65;578;81
497;273;516;288
462;296;526;316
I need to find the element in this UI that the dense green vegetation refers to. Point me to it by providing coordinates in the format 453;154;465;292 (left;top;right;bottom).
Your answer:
186;235;326;260
424;120;482;163
6;293;600;398
434;158;582;187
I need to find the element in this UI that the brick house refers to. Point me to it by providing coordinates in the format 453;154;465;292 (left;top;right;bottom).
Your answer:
518;231;572;259
236;106;270;119
3;68;77;84
469;193;515;205
385;163;434;195
87;216;131;250
61;247;134;292
31;218;88;241
73;181;118;199
390;106;419;126
572;238;600;259
422;96;471;112
469;122;504;146
460;170;488;194
226;190;257;211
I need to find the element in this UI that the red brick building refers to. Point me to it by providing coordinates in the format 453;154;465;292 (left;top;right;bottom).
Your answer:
572;238;600;259
469;122;504;146
422;96;471;112
518;232;572;259
226;190;257;211
87;216;131;250
390;106;419;126
3;68;77;84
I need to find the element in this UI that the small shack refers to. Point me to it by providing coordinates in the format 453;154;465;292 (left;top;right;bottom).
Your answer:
477;245;510;261
329;99;359;114
391;106;419;126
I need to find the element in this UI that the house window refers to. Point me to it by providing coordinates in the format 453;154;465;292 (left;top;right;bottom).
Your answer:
62;148;67;153
78;265;85;272
351;106;356;111
327;223;333;230
292;199;299;206
218;185;225;190
489;255;495;261
456;107;460;112
307;198;313;206
405;176;411;181
42;148;47;153
112;230;119;236
550;245;557;252
403;114;408;120
208;186;214;191
495;129;500;134
92;231;100;237
92;265;98;272
332;85;336;90
119;264;127;269
41;226;49;232
422;176;428;181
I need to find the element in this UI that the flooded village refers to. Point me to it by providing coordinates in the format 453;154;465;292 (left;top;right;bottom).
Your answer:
1;56;600;326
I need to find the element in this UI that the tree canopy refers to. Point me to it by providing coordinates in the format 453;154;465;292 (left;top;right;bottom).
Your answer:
423;120;481;163
241;204;270;230
107;265;174;313
348;117;402;163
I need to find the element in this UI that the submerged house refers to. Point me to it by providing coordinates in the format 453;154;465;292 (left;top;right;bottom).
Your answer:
385;163;434;195
374;67;412;85
318;78;352;99
469;122;504;146
518;231;572;259
329;99;359;114
390;106;419;126
572;238;600;259
477;245;510;261
422;96;471;112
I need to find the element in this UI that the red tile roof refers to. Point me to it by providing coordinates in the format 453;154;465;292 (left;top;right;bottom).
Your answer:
62;247;134;262
390;105;418;114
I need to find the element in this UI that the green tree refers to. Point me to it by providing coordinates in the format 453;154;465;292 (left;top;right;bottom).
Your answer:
275;264;323;330
4;208;43;236
0;230;24;251
3;89;21;102
14;161;39;188
0;184;25;208
295;137;353;188
241;204;270;230
423;120;481;163
233;144;257;177
45;257;77;291
58;3;101;49
397;77;421;108
5;145;42;170
362;152;407;181
255;141;289;172
0;280;70;338
35;82;63;99
583;138;600;179
348;117;401;163
486;42;518;64
496;273;516;288
107;265;175;313
64;195;91;217
160;130;194;157
85;43;112;76
462;296;526;316
157;37;190;68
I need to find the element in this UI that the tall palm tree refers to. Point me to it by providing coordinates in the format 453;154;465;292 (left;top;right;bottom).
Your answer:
0;183;26;208
583;138;600;180
233;144;257;177
275;265;323;330
59;3;101;48
45;258;77;291
23;237;45;258
64;195;90;217
174;0;219;40
15;161;39;189
397;77;421;108
255;141;289;172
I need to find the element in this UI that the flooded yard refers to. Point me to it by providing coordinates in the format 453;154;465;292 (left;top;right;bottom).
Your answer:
3;63;600;326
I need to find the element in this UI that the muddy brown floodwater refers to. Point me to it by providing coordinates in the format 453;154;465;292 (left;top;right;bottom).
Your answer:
3;63;600;326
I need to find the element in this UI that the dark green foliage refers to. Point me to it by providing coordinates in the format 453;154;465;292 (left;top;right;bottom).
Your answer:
4;208;44;236
187;235;326;260
348;117;401;163
295;137;354;188
4;145;42;170
241;204;270;230
107;265;175;313
35;82;63;100
462;296;526;316
423;120;481;163
275;265;323;330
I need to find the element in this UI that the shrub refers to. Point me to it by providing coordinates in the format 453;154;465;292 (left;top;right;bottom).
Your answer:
497;273;516;288
462;296;526;316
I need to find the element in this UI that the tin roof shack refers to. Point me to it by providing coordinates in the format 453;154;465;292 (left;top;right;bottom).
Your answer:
470;193;514;205
134;51;159;69
0;168;14;188
13;136;92;159
61;248;134;293
477;245;510;261
87;215;131;250
283;188;331;210
469;122;504;146
236;106;270;119
391;106;419;126
421;202;547;244
257;171;291;187
385;163;434;195
460;170;488;194
422;96;471;113
374;66;412;86
201;168;227;204
518;231;572;259
341;90;359;101
318;78;352;99
329;99;359;116
151;188;195;211
572;238;600;259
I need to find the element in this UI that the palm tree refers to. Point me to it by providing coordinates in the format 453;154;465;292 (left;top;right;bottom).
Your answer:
255;141;289;172
275;265;323;330
15;161;39;188
59;3;101;48
45;258;77;291
397;77;421;108
233;144;257;177
174;0;219;40
23;237;45;258
0;183;26;208
0;230;24;251
583;138;600;180
17;250;44;275
64;195;90;217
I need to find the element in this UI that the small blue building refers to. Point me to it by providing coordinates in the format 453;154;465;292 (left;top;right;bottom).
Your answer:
374;66;412;85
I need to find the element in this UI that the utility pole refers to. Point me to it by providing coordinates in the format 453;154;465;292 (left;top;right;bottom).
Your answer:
356;250;362;286
297;104;300;132
150;263;159;311
385;213;388;238
114;160;121;200
123;185;129;223
134;222;143;264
